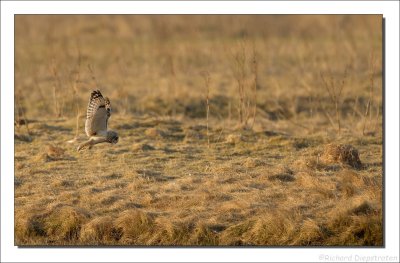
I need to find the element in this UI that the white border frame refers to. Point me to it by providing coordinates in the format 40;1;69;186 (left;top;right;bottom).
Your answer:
2;1;399;262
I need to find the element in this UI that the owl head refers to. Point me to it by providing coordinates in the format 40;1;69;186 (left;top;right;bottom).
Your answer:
107;130;119;144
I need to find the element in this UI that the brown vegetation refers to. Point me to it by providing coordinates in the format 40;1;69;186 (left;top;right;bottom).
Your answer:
15;15;382;246
320;143;362;169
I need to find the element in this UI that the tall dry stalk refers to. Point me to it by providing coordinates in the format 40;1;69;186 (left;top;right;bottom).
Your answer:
50;62;63;117
202;71;211;149
71;54;82;139
249;43;258;130
320;67;347;135
230;39;258;129
15;90;31;137
168;55;177;117
362;51;377;136
228;101;232;127
372;104;381;135
232;41;247;126
88;64;99;89
117;57;131;115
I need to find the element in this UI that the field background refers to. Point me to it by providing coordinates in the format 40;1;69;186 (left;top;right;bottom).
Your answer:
14;15;383;246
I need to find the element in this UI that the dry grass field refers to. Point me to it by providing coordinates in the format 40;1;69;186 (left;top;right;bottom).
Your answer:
14;15;383;246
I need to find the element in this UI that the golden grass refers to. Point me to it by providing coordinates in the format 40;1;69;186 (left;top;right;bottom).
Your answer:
15;119;383;246
80;216;115;244
15;15;382;246
320;143;362;169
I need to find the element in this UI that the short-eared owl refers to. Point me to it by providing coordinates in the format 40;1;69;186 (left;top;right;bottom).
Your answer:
77;90;119;151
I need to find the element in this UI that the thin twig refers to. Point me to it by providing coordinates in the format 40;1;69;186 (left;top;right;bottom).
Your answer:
50;61;62;117
15;91;31;136
320;67;347;135
202;71;211;149
250;42;258;130
88;64;99;89
362;51;376;136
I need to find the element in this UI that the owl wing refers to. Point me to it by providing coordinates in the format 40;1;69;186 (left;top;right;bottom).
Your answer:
85;90;111;137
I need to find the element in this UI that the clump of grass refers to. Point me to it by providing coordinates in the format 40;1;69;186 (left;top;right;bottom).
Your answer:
132;142;155;151
337;169;365;197
15;134;33;142
340;215;383;246
47;145;65;158
292;137;324;150
245;213;297;245
219;220;255;245
80;216;116;244
44;206;90;241
221;211;296;245
243;157;261;168
114;210;155;245
184;128;206;143
32;145;68;162
350;201;376;216
269;173;295;182
225;133;243;144
292;157;313;171
189;223;219;246
15;210;48;243
293;219;325;245
145;128;164;138
295;171;319;189
325;200;382;245
33;152;59;163
269;166;295;182
320;143;362;169
151;219;196;245
16;206;91;244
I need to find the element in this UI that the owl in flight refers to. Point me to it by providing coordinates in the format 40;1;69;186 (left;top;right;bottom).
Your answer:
77;90;119;151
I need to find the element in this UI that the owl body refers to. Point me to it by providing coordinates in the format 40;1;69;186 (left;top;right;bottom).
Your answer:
85;108;108;137
77;90;118;151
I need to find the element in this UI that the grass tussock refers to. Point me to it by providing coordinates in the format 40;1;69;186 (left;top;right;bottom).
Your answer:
15;205;91;244
80;216;116;244
320;143;362;169
294;219;326;245
44;206;90;241
325;199;382;246
225;133;243;145
47;145;65;158
114;210;155;244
